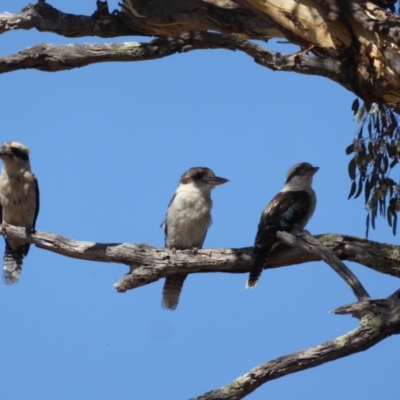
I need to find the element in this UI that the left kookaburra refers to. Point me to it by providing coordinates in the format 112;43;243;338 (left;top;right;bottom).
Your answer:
161;167;228;310
247;162;318;288
0;142;40;284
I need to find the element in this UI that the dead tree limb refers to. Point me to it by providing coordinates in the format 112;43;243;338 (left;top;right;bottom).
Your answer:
190;288;400;400
277;230;370;300
3;2;400;108
0;31;346;90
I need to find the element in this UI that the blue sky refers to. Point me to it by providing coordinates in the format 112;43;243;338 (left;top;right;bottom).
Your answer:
1;1;399;399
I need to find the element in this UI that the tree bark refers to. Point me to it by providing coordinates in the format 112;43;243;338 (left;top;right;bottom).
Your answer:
2;1;400;110
2;224;400;399
1;224;399;291
3;2;400;398
190;289;400;400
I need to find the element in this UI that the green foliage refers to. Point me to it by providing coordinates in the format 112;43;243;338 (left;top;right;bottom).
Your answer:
347;101;400;237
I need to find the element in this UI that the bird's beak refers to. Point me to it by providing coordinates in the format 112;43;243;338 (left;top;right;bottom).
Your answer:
206;176;229;186
306;166;319;176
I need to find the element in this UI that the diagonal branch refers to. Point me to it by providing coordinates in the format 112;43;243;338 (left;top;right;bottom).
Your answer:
1;225;399;292
190;288;400;400
277;230;370;300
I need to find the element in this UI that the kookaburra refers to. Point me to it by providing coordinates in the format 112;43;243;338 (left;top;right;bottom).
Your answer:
161;167;228;310
0;142;40;284
247;162;318;288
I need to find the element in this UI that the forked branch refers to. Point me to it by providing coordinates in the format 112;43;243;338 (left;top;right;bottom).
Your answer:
277;231;370;300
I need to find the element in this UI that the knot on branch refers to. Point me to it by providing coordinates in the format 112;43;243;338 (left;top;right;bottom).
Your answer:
334;288;400;324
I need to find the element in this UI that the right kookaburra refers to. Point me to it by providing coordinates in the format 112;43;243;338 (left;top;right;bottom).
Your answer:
0;141;40;284
247;162;319;288
161;167;228;310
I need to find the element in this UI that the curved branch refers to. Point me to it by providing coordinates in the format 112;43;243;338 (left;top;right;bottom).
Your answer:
1;225;399;292
191;288;400;400
0;31;350;88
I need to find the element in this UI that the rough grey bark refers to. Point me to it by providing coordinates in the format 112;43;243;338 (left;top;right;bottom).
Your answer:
0;31;346;82
2;224;400;399
3;1;400;398
190;290;400;400
1;224;400;291
2;1;400;110
277;230;370;300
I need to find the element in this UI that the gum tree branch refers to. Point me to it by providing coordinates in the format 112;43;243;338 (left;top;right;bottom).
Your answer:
0;1;277;39
191;288;400;400
0;31;349;90
277;230;370;300
0;1;142;37
2;2;400;109
1;224;399;292
2;1;400;109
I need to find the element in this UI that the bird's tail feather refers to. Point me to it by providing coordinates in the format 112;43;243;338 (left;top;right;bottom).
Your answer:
3;244;25;285
246;262;264;288
162;274;188;310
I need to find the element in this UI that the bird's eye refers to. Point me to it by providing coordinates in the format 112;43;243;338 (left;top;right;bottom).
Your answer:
11;148;29;161
193;173;204;180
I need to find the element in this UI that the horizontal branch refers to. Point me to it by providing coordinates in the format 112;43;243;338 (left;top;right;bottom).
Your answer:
1;225;399;292
191;288;400;400
0;1;141;38
0;30;348;85
0;1;278;40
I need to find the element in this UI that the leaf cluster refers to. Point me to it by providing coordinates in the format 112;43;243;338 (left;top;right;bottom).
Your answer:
347;100;400;236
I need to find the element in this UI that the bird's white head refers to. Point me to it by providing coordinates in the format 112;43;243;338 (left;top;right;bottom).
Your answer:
0;141;31;169
180;167;229;190
284;162;319;191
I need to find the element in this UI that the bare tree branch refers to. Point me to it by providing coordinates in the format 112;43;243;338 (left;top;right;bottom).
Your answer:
1;225;399;292
2;3;400;400
0;1;141;37
3;2;400;109
0;31;349;89
190;288;400;400
277;230;370;300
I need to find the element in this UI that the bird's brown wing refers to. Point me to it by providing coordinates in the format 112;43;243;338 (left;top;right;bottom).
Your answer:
254;190;312;257
247;190;312;288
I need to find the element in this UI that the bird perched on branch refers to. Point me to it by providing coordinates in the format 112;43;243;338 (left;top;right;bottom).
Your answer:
0;142;40;284
247;162;318;288
161;167;228;310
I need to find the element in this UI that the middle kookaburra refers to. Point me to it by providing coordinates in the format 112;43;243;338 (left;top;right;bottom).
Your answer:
247;162;319;288
161;167;228;310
